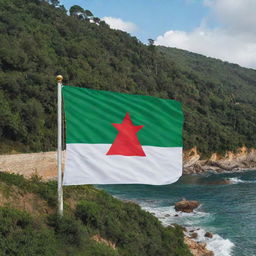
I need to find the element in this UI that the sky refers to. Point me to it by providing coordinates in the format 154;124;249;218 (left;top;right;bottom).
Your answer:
60;0;256;69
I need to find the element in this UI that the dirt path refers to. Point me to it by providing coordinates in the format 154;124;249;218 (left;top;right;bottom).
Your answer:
0;151;63;180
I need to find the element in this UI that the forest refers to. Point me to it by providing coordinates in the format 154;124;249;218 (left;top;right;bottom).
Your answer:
1;0;256;155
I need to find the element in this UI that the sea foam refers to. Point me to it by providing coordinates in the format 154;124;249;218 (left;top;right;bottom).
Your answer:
227;177;256;184
141;203;234;256
191;228;234;256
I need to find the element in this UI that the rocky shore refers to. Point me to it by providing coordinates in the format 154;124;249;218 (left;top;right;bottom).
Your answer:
184;236;214;256
174;199;214;256
184;146;256;174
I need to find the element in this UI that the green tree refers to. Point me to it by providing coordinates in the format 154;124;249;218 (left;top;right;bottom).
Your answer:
70;5;85;18
50;0;59;6
85;10;93;17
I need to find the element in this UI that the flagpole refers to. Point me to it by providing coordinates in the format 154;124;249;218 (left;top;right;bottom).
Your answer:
57;75;63;216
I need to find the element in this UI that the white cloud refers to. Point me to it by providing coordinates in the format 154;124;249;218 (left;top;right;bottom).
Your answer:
155;0;256;69
102;17;137;33
155;28;256;68
204;0;256;34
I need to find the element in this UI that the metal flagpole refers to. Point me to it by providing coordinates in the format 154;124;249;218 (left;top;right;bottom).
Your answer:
57;75;63;216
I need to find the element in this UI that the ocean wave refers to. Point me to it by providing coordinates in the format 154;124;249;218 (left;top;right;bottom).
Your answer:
141;204;234;256
186;227;234;256
141;204;213;226
227;177;256;184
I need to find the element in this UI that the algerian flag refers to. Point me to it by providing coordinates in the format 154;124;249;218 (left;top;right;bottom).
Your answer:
62;86;183;185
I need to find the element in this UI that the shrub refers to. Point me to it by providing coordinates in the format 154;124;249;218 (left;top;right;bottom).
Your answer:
75;199;191;256
0;207;57;256
80;241;119;256
47;213;88;247
0;172;57;207
75;201;103;229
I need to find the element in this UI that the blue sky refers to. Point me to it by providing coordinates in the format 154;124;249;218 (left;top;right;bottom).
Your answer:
60;0;211;43
59;0;256;69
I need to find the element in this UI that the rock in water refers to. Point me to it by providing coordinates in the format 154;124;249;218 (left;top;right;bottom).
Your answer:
190;232;198;239
205;232;213;238
175;200;200;213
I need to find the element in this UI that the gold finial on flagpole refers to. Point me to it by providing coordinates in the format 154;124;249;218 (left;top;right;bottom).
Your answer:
56;75;63;82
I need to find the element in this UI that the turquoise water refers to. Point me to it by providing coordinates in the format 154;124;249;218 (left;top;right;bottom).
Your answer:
100;170;256;256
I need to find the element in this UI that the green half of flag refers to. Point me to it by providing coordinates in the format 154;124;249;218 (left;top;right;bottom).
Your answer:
62;86;183;147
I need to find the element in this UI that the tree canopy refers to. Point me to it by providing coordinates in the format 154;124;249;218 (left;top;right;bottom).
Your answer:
0;0;256;155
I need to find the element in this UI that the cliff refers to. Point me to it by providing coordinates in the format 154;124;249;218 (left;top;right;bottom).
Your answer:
184;146;256;174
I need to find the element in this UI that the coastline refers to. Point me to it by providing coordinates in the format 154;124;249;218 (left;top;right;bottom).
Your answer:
141;203;223;256
141;201;235;256
184;235;214;256
184;146;256;174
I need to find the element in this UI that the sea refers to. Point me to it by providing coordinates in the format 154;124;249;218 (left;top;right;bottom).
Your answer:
99;170;256;256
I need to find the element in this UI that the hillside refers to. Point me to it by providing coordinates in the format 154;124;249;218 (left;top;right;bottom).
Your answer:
0;172;191;256
0;0;256;155
158;47;256;154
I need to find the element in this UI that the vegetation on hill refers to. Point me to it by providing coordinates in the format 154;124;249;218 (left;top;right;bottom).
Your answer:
0;0;256;155
159;47;256;155
0;172;191;256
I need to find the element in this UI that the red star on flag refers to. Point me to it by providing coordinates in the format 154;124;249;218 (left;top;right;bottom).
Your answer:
106;112;146;156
